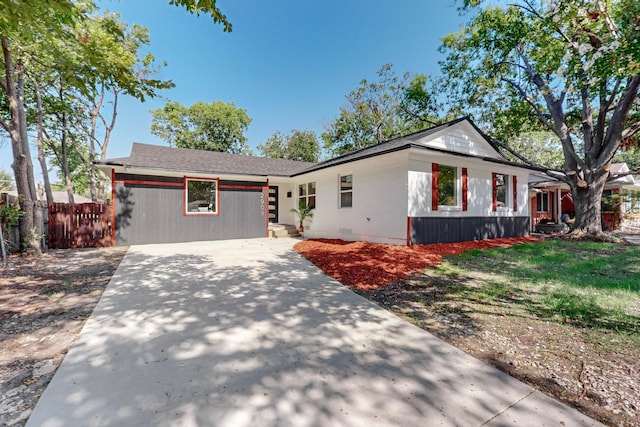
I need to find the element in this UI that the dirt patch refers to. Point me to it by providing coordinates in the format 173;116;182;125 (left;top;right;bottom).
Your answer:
295;238;639;427
356;276;638;427
0;247;128;426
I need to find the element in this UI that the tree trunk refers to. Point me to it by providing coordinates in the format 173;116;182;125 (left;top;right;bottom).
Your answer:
58;85;75;204
569;169;608;235
87;143;98;202
34;81;54;205
87;86;104;202
96;169;108;203
97;88;118;203
1;38;41;254
17;66;43;252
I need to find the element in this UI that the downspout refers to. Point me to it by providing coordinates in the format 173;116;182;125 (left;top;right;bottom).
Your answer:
111;169;116;246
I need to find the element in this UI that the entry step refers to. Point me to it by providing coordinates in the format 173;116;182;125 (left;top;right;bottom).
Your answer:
268;223;300;238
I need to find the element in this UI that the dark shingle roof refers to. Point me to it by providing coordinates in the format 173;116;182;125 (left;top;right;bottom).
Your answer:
98;118;532;178
294;117;511;175
98;143;315;177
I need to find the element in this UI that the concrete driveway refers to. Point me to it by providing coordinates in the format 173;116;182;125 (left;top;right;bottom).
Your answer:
27;238;602;427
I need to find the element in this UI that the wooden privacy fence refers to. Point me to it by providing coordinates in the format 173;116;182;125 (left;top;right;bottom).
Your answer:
48;203;112;249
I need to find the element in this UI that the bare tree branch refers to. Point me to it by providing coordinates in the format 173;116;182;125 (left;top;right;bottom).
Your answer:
596;77;623;147
622;120;640;139
0;116;10;133
495;60;528;73
513;0;574;45
580;81;594;156
483;133;566;181
607;168;640;182
515;47;584;170
398;103;440;127
599;75;640;165
42;128;61;163
500;76;554;130
596;0;621;39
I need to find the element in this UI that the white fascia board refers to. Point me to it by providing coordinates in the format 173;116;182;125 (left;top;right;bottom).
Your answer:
104;164;288;183
408;149;529;176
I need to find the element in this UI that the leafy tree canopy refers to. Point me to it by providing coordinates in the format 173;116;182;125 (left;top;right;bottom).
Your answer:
257;130;321;163
169;0;232;30
0;0;231;33
440;0;640;234
0;0;231;253
614;147;640;171
150;101;252;154
322;64;442;156
503;131;565;169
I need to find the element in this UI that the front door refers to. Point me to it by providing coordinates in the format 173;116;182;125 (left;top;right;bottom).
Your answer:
268;186;278;223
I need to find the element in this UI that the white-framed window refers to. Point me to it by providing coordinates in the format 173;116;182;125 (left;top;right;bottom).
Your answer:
495;173;508;208
298;182;316;208
492;172;517;211
339;174;352;208
438;165;458;207
432;163;467;211
536;192;549;212
185;177;219;215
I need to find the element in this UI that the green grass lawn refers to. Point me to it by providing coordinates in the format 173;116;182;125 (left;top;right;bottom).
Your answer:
436;240;640;336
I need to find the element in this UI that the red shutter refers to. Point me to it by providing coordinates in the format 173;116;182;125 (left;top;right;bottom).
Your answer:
491;172;497;211
513;175;518;211
432;163;439;211
462;167;468;211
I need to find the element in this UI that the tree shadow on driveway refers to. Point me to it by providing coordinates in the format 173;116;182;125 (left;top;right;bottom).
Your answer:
26;239;600;427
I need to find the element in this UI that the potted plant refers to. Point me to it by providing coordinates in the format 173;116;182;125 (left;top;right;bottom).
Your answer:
290;203;314;232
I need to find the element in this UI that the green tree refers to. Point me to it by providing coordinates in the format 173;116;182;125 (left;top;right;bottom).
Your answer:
613;134;640;170
322;64;407;156
258;131;286;159
46;134;93;198
614;148;640;172
0;0;78;253
24;10;172;205
71;12;173;203
0;0;231;253
151;101;252;154
0;169;14;192
169;0;231;30
258;130;320;162
322;64;441;156
504;131;565;169
401;74;451;131
440;0;640;236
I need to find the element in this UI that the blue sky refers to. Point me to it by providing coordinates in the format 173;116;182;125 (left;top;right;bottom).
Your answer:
1;0;468;180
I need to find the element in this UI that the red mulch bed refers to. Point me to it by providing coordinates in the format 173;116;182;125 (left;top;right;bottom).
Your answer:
294;237;539;290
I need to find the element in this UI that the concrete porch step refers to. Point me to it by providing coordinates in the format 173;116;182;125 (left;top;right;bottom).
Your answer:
268;223;300;238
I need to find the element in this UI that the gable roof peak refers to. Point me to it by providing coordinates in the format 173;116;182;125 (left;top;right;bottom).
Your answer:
296;117;511;176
